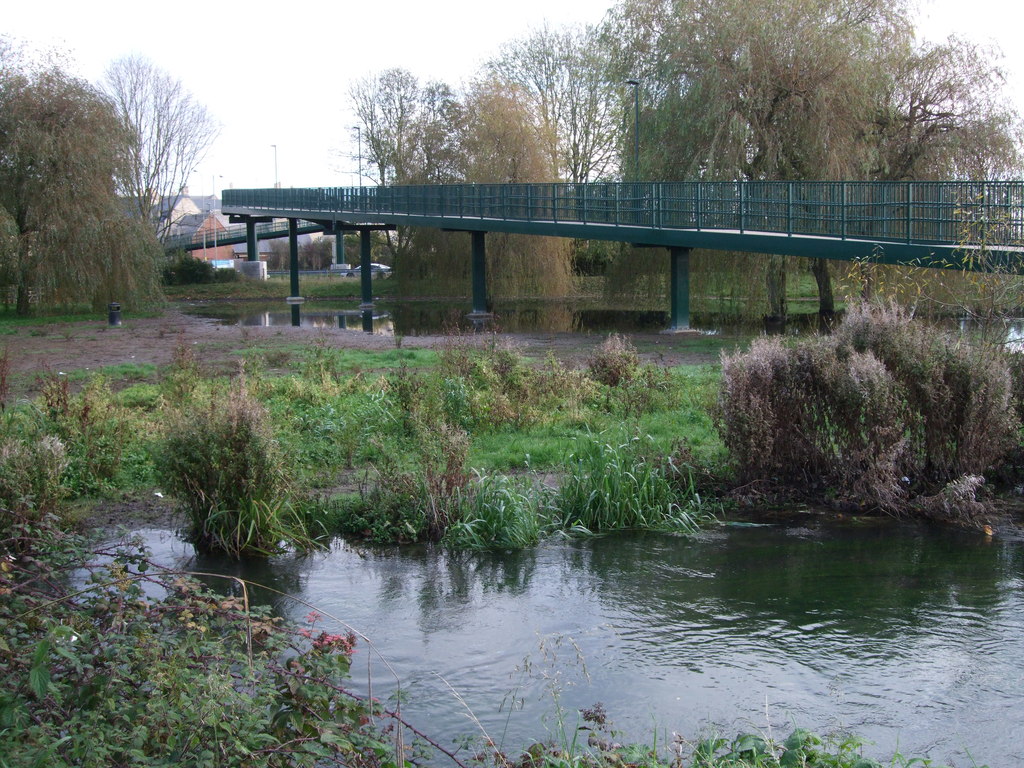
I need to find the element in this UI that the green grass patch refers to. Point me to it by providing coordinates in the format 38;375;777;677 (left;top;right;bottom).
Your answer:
469;424;591;471
0;305;163;327
65;362;158;384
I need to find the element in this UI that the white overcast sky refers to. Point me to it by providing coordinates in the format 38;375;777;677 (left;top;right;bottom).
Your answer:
4;0;1023;194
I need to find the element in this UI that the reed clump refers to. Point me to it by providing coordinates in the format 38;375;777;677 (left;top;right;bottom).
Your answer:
553;435;713;534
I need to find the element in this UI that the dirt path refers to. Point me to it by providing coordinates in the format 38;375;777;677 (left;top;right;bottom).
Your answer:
4;305;723;398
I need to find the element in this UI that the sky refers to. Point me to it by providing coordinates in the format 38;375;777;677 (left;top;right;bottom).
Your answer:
5;0;1024;196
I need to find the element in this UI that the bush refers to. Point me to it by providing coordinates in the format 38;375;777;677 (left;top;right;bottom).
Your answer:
0;434;67;525
718;303;1019;519
156;379;302;556
586;333;640;387
0;517;398;767
161;253;235;285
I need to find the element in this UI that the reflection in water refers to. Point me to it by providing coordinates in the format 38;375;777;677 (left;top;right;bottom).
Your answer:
186;296;854;337
235;306;394;334
135;518;1024;766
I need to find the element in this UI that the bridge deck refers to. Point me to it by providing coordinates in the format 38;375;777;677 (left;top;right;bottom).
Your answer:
222;181;1024;270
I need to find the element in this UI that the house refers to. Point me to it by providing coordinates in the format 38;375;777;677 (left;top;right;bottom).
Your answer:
161;190;235;261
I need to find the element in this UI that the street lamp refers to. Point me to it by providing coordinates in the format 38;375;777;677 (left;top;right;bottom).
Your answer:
352;126;362;187
211;174;222;258
625;79;640;181
271;144;279;188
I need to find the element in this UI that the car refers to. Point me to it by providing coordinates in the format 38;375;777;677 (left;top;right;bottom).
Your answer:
345;263;392;277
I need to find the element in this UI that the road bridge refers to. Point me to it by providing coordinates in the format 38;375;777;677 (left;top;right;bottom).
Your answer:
221;181;1024;330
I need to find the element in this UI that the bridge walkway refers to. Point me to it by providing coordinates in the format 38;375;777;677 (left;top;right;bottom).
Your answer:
220;181;1024;330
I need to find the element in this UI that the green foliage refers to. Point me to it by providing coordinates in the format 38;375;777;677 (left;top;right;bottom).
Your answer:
553;435;715;534
0;515;403;767
162;253;237;285
0;433;67;525
498;707;960;768
444;472;551;549
682;728;889;768
37;374;136;495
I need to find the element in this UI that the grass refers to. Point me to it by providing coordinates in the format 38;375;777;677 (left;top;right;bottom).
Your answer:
63;362;158;383
553;434;713;534
443;472;550;549
6;300;731;549
469;424;593;471
0;306;160;332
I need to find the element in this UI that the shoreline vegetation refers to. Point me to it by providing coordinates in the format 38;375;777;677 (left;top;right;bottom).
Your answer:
1;297;1017;766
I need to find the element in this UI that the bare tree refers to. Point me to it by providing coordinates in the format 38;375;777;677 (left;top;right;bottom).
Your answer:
490;24;620;183
103;55;219;242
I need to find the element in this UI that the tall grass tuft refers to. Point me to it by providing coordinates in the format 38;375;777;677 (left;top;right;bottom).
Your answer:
553;435;714;534
443;472;551;549
157;378;311;557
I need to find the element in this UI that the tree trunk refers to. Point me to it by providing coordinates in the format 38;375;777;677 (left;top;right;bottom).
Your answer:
859;262;874;301
765;254;787;321
15;284;31;316
810;257;835;315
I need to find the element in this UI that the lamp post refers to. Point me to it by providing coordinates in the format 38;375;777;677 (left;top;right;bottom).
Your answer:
625;79;640;181
352;126;362;187
211;174;222;258
271;144;279;188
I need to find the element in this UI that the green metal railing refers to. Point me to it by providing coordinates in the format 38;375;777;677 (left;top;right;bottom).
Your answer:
162;218;325;252
223;181;1024;249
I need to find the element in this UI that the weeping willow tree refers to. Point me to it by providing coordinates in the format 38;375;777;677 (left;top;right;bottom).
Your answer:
461;77;574;299
0;40;162;315
602;0;1022;321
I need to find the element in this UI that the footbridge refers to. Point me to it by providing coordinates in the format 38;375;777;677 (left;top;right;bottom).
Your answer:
221;181;1024;330
163;218;326;253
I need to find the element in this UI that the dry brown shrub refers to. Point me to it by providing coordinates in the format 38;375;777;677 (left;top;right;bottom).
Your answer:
587;333;640;387
913;474;990;526
718;303;1019;519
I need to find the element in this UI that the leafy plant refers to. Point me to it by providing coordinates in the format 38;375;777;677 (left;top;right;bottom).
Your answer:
0;515;408;767
156;379;309;556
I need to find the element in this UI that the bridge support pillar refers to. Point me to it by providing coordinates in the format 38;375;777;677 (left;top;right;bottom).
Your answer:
246;220;258;262
359;228;373;308
334;230;346;267
668;246;692;332
288;219;300;299
469;231;489;316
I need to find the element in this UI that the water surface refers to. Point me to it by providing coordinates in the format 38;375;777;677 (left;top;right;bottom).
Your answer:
135;516;1024;766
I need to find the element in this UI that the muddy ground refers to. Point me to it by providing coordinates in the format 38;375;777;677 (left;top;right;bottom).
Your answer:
4;305;723;399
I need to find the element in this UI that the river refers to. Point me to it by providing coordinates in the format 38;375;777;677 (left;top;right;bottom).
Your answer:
131;513;1024;766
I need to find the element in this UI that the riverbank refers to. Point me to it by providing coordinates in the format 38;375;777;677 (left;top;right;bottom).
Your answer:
1;304;724;401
